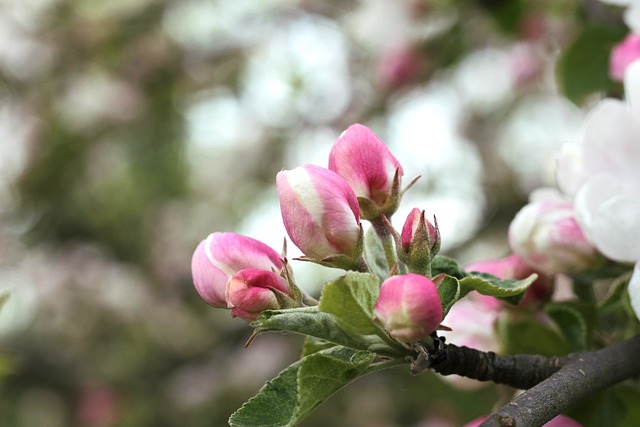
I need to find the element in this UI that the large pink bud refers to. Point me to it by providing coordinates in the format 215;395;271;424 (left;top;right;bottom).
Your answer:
508;200;602;275
277;164;361;260
329;124;404;219
226;269;294;322
373;274;442;343
191;232;283;308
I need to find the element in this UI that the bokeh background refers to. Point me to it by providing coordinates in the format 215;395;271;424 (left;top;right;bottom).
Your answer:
0;0;625;426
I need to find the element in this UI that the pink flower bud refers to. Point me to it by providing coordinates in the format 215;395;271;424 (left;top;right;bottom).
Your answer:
226;268;293;322
610;33;640;81
373;274;443;342
508;201;601;275
466;254;552;304
401;208;440;253
329;124;404;219
191;232;283;308
277;164;361;260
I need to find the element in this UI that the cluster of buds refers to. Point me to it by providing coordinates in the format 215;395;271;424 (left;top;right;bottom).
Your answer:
192;123;445;342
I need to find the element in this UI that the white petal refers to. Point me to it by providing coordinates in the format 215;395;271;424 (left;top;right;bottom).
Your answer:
625;59;640;116
574;174;622;243
555;143;586;197
628;261;640;321
583;100;640;182
589;194;640;262
625;4;640;33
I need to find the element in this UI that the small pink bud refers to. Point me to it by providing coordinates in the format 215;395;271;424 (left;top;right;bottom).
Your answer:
509;200;601;275
329;124;404;219
401;208;439;253
277;164;361;260
191;232;283;308
373;274;443;342
398;208;440;273
226;268;293;322
466;254;552;305
610;33;640;81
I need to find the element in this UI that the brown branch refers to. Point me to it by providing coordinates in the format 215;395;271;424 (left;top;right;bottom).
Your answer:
425;341;567;390
480;335;640;426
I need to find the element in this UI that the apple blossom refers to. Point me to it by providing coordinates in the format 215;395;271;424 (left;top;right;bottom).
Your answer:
226;268;295;322
191;232;283;308
276;164;362;260
328;124;404;219
508;200;601;275
373;274;442;342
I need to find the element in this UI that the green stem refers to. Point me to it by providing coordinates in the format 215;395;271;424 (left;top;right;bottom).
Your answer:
371;217;397;271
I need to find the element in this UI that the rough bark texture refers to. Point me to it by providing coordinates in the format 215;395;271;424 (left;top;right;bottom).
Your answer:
480;335;640;427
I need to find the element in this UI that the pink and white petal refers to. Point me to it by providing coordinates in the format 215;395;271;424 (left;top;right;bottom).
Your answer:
277;170;338;259
584;100;640;181
206;233;282;275
629;261;640;321
191;240;229;307
588;194;640;262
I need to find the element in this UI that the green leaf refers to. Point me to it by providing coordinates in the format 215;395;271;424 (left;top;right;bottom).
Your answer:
229;347;375;427
558;25;626;104
253;307;379;351
431;256;467;279
545;301;595;352
363;225;389;280
460;272;536;301
229;360;300;427
438;275;461;318
318;272;380;335
295;347;376;421
301;337;336;357
497;312;570;357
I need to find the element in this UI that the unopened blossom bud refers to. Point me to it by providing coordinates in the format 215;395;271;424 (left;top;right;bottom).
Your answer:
329;124;404;220
509;200;602;275
398;208;440;273
610;33;640;81
373;274;442;343
191;232;283;308
226;268;295;322
277;164;361;260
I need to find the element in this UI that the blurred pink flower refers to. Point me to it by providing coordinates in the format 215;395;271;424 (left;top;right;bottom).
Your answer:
373;274;442;342
610;33;640;81
509;200;601;275
466;254;552;305
277;164;361;259
191;232;283;308
76;387;119;427
376;42;424;89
